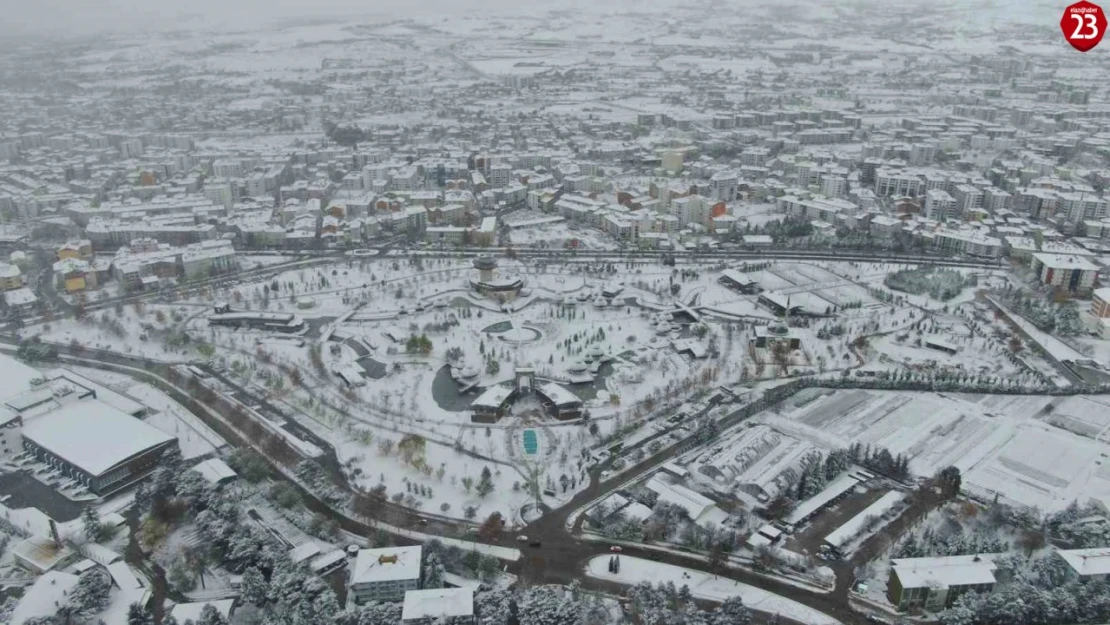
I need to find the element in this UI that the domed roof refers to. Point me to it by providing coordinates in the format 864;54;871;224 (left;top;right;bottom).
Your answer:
473;255;498;271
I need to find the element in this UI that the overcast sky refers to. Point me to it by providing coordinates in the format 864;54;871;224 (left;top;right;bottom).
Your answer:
0;0;1052;39
0;0;622;38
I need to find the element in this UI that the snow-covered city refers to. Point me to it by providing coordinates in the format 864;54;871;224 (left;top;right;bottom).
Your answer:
1;0;1110;623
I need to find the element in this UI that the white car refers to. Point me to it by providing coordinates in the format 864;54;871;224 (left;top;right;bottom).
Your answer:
516;535;529;542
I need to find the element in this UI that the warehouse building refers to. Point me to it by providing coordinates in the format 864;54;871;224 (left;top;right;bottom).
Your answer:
21;400;178;496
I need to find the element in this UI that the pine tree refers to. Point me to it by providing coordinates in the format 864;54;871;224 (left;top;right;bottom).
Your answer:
423;552;446;589
127;602;154;625
197;603;229;625
241;565;268;606
476;466;495;498
81;506;101;541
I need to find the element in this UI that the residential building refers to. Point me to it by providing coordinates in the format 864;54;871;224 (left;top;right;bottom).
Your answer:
888;555;1001;611
56;239;93;261
1030;253;1099;293
924;189;956;220
1056;548;1110;583
1090;287;1110;318
0;263;24;290
53;258;99;292
401;588;475;624
348;546;423;605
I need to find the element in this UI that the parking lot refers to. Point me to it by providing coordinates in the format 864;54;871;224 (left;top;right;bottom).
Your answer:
0;470;87;522
783;486;886;557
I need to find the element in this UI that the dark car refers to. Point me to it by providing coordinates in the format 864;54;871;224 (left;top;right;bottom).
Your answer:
528;540;542;548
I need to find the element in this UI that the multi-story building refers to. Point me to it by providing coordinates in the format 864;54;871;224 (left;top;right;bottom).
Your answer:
53;258;99;293
888;555;1000;611
0;263;24;291
982;188;1011;212
951;184;984;214
180;240;239;280
930;230;1002;259
875;169;924;197
909;143;936;166
708;171;738;201
347;546;422;606
924;189;956;220
56;239;93;261
1058;193;1108;224
1030;253;1099;293
1090;287;1110;318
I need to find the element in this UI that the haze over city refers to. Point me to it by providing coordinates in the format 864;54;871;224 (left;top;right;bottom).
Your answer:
0;1;1108;625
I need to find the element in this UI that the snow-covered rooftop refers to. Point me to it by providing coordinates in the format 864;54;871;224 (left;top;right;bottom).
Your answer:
170;599;235;624
891;554;1000;589
401;587;474;620
192;458;237;484
645;475;725;527
784;471;870;526
288;542;322;565
823;491;905;550
537;381;580;407
0;353;43;402
21;400;176;477
1031;252;1098;271
11;571;78;625
471;384;512;408
1057;548;1110;578
350;546;422;585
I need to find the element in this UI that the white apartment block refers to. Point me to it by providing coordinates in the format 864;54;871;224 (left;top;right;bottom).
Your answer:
213;159;246;178
821;175;847;198
909;143;936;165
875;169;924;197
925;189;957;220
708;171;738;201
489;164;512;188
931;229;1002;258
1058;193;1108;224
740;147;770;167
952;184;984;213
982;188;1011;212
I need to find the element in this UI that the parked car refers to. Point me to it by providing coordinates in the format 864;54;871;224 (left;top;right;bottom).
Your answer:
610;546;623;552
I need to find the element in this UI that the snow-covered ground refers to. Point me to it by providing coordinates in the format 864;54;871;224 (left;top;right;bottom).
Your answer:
585;555;842;625
768;389;1110;512
126;383;228;460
